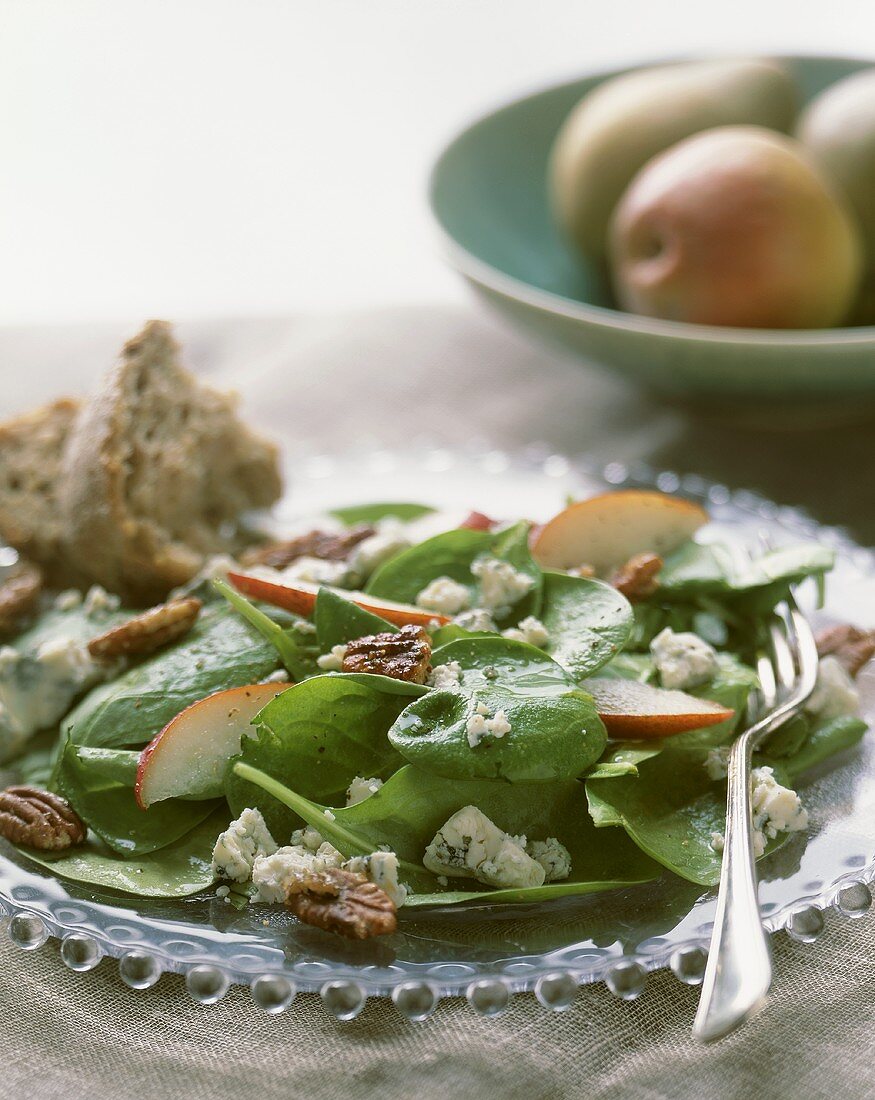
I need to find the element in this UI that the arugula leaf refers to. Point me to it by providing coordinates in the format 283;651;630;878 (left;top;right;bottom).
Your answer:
12;809;224;897
330;502;435;525
390;636;606;782
539;572;633;680
225;673;409;837
366;521;543;627
64;602;282;750
234;761;661;903
313;586;395;651
52;741;219;855
213;579;320;680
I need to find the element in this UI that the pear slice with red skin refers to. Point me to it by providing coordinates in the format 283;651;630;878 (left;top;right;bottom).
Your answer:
460;511;497;531
588;679;733;739
532;490;708;574
227;571;450;627
135;683;291;808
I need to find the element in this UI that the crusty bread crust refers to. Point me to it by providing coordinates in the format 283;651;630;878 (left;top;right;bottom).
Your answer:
59;320;282;605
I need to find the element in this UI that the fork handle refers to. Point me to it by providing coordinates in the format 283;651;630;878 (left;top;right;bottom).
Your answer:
692;735;772;1042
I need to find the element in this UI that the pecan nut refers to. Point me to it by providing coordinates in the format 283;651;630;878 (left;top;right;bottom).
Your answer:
0;786;86;850
342;624;432;684
610;552;663;602
816;623;875;679
87;596;202;661
0;561;43;636
242;527;375;571
286;867;397;939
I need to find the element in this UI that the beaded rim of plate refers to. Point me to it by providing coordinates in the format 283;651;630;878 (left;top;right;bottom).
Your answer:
0;443;872;1021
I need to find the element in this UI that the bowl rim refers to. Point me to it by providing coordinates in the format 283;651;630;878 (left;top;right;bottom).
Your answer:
428;52;875;348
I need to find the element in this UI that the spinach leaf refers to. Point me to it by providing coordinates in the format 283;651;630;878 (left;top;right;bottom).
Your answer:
64;602;282;750
330;502;435;525
539;572;633;680
390;636;606;782
225;673;409;837
659;541;834;600
13;809;224;897
214;579;320;680
234;761;661;903
583;742;663;779
780;715;867;781
366;522;542;627
314;586;395;651
52;742;220;855
671;653;759;749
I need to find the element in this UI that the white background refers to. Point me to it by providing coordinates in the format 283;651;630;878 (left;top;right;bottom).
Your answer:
0;0;871;326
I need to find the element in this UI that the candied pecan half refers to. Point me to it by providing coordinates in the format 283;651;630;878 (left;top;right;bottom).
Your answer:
610;552;663;602
87;596;202;661
816;623;875;679
0;561;43;636
241;527;375;570
0;786;86;850
286;867;397;939
342;624;432;684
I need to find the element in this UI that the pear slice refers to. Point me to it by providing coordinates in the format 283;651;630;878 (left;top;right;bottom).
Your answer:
227;571;450;627
531;490;707;574
588;678;733;739
135;682;291;808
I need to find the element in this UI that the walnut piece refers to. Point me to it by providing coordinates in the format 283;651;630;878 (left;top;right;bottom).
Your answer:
0;561;43;636
241;527;375;570
610;552;663;602
816;623;875;679
0;786;86;850
342;624;432;683
285;867;397;939
87;596;202;661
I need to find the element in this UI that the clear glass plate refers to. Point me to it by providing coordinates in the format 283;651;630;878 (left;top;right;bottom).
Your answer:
1;445;873;1018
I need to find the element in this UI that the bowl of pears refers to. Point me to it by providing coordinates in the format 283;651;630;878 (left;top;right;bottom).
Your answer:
430;56;875;413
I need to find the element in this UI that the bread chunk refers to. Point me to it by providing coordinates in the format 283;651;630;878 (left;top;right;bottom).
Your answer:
57;320;282;604
0;397;81;579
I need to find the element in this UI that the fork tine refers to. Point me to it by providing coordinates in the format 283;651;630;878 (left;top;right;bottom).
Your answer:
768;614;797;696
756;652;778;714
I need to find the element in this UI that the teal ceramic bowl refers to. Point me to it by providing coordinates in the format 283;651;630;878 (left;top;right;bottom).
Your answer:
429;55;875;411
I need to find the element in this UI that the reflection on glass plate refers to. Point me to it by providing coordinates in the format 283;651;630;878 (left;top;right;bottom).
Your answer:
0;445;872;1019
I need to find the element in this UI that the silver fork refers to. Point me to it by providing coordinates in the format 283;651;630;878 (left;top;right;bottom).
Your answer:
692;586;819;1042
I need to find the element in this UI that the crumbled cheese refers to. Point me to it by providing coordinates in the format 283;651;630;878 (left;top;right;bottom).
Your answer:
345;775;383;806
750;766;808;858
83;585;121;615
54;589;83;611
428;661;463;691
317;644;348;671
805;656;860;722
323;809;336;821
294;619;318;635
526;837;572;882
290;825;326;851
710;831;725;853
465;705;512;748
704;746;730;781
347;521;412;582
470;557;535;616
452;608;498;634
259;668;291;684
251;840;345;903
650;627;719;691
415;576;471;615
423;805;545;889
211;808;278;883
345;850;407;907
502;616;550;648
215;885;232;903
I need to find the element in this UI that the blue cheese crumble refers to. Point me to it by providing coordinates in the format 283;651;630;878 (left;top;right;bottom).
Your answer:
470;557;534;616
422;805;546;889
805;656;860;722
316;644;348;671
345;775;384;806
452;608;498;633
650;627;719;690
428;661;463;691
526;837;572;882
415;576;471;615
465;703;512;748
211;808;278;883
750;766;808;857
502;616;550;648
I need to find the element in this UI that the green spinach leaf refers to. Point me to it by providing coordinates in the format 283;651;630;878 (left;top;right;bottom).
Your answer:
330;502;435;525
64;602;282;750
13;809;224;897
214;579;320;680
314;586;395;651
539;572;633;680
235;761;661;903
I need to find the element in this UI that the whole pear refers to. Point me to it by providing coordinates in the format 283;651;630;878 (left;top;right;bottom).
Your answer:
609;126;862;329
798;68;875;323
550;59;797;263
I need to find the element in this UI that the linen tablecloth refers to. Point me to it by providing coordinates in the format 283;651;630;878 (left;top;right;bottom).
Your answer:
1;304;874;1099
